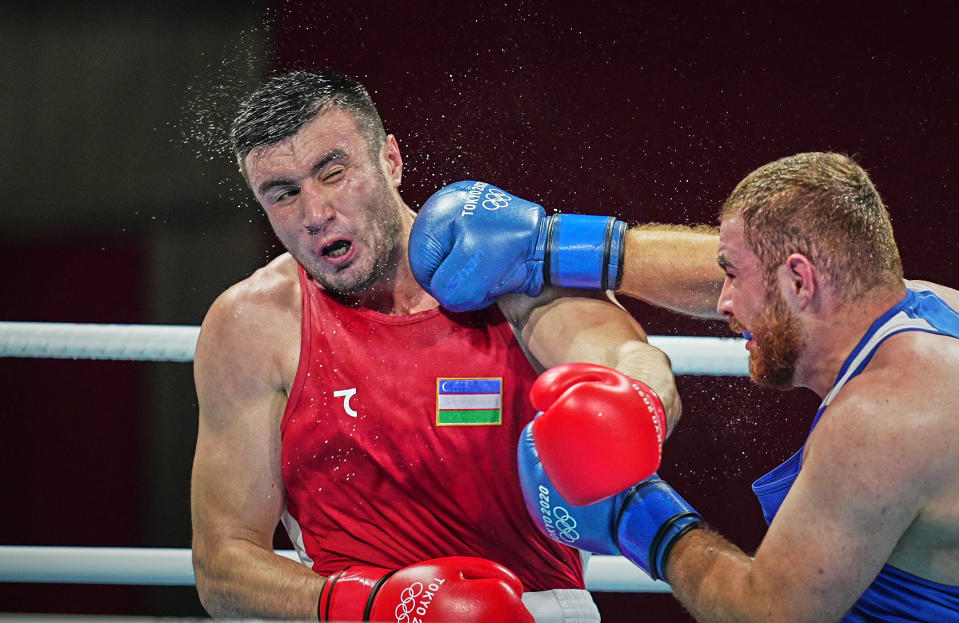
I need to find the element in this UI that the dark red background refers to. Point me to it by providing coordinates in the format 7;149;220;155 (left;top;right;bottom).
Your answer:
2;2;956;620
267;5;956;618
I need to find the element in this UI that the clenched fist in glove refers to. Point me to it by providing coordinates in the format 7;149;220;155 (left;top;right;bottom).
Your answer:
517;363;702;582
318;556;533;622
530;362;667;505
409;181;627;311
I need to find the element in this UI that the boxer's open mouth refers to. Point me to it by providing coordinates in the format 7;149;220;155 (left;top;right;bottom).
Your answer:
323;240;351;258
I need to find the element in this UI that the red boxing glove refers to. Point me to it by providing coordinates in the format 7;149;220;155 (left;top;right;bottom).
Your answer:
318;556;533;622
531;362;667;505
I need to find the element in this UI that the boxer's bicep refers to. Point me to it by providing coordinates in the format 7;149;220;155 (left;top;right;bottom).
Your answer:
189;282;326;619
747;396;923;621
192;291;290;563
670;391;924;622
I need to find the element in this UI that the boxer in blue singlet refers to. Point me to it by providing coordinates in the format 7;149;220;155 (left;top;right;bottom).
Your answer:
749;282;959;621
411;152;959;621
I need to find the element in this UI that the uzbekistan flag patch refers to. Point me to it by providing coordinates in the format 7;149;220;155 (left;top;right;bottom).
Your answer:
436;378;503;426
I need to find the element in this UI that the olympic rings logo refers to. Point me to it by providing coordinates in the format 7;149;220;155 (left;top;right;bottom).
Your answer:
552;506;580;543
481;188;513;211
394;581;424;622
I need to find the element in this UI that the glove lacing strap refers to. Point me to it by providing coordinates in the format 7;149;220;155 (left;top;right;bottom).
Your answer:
363;569;398;621
543;215;559;287
318;568;346;622
649;513;703;582
606;218;627;290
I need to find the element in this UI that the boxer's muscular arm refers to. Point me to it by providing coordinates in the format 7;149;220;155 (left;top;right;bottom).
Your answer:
500;289;682;433
191;279;323;619
666;377;937;623
618;224;724;319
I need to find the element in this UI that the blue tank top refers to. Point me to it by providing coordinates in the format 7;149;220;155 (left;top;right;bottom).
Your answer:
752;285;959;622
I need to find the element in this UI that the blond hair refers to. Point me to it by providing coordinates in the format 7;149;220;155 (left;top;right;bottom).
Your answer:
721;152;903;298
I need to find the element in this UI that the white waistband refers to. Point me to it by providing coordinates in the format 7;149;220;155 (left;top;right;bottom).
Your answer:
522;588;601;623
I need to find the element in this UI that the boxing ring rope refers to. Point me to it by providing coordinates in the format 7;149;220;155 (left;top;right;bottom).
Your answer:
0;547;669;593
0;321;747;594
0;321;748;376
0;322;201;363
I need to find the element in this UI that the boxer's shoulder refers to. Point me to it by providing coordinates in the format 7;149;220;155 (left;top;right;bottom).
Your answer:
207;253;300;328
806;341;959;495
828;305;959;578
868;327;959;398
196;253;301;390
232;252;300;303
819;349;952;438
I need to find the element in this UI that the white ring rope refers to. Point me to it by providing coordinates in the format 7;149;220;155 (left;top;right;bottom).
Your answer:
1;321;743;593
0;547;670;593
0;322;200;363
0;322;748;376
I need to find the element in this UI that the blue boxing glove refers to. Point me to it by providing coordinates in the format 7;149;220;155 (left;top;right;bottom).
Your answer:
409;181;627;312
518;420;627;556
518;420;703;582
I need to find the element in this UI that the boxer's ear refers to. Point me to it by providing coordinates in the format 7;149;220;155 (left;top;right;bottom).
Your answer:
780;253;818;311
382;135;402;186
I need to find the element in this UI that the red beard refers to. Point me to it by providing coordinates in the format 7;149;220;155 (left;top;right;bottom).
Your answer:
730;288;805;390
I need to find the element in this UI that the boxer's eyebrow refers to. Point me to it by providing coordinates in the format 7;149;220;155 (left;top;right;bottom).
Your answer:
256;149;348;196
717;254;733;269
258;177;296;196
310;149;348;175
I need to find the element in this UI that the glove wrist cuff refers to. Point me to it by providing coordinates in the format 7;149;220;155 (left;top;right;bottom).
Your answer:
318;566;393;622
615;477;702;582
544;214;627;290
649;513;704;582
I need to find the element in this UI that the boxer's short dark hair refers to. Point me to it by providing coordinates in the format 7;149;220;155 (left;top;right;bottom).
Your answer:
231;69;387;177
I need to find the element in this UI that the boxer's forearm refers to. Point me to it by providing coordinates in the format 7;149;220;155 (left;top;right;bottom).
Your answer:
666;528;771;623
194;537;324;619
613;340;682;434
619;225;724;319
514;290;682;434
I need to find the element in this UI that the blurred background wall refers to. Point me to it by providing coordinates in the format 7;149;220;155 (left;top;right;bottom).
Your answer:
1;1;956;620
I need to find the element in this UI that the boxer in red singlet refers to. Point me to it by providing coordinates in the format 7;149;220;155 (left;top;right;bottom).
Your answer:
190;69;692;622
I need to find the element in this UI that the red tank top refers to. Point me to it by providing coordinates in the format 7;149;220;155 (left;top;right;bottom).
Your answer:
280;265;584;591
